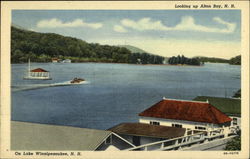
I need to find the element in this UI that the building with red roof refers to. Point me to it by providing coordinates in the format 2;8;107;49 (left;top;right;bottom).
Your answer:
138;97;232;134
24;67;52;80
107;97;236;148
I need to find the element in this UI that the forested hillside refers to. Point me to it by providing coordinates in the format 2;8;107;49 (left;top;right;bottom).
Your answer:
11;26;164;64
229;55;241;65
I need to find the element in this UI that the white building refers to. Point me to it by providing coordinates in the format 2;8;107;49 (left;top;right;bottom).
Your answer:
138;98;233;136
24;68;52;80
108;97;234;148
51;58;59;63
193;96;241;130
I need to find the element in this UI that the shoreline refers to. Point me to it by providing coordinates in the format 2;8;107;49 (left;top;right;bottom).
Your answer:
11;61;233;67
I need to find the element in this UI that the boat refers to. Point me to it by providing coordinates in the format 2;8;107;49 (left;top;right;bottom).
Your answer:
70;78;85;84
61;59;71;63
23;59;52;80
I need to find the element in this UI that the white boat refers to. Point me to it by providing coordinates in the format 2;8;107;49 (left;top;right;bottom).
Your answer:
60;59;71;63
23;59;52;80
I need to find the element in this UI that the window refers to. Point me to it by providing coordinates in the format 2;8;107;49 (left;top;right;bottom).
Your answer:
195;126;206;130
172;124;182;128
150;121;160;125
233;118;237;125
132;136;141;146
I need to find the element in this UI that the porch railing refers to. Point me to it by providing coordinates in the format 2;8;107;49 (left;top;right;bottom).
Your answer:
123;128;228;151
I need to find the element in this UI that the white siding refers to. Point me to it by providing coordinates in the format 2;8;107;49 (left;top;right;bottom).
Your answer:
140;136;162;145
230;116;241;128
96;134;134;150
119;134;163;148
104;145;120;151
139;116;221;131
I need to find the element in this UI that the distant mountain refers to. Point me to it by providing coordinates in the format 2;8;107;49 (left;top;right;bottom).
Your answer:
118;45;147;53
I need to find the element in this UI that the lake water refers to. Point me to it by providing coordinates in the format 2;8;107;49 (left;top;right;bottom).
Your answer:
11;63;240;130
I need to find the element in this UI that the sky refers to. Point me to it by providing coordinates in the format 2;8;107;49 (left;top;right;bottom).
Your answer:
12;10;241;59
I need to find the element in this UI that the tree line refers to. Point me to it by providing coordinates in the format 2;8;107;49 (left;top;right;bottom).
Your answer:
130;53;164;64
196;57;229;63
196;55;241;65
168;55;201;66
11;26;164;64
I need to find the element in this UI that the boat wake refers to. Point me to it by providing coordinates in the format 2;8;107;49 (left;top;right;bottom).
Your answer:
12;81;90;92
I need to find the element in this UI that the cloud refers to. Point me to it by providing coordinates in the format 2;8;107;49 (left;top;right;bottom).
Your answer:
212;17;236;33
174;16;236;33
120;18;168;31
37;18;103;29
113;25;127;33
115;16;236;34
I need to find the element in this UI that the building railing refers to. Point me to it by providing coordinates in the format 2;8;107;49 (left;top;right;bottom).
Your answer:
123;127;232;151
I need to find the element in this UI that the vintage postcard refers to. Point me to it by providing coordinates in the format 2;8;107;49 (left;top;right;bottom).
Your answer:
1;1;249;159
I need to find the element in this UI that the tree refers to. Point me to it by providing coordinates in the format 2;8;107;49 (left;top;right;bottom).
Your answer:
177;55;181;64
11;49;24;63
224;137;241;151
180;55;185;64
233;89;241;98
191;58;200;65
168;55;200;66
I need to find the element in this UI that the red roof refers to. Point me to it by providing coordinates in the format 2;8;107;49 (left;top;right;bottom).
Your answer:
139;99;232;124
30;68;49;72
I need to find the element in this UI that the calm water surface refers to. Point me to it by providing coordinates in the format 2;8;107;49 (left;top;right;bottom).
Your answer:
11;63;240;130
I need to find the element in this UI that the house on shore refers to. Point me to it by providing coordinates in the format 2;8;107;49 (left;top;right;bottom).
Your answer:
11;121;135;151
193;96;241;129
52;58;59;63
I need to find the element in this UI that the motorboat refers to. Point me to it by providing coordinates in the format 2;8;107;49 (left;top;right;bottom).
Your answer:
70;78;85;84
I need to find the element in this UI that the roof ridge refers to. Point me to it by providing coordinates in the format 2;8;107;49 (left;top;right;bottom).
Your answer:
207;104;220;124
12;120;111;132
31;68;49;72
196;96;240;101
208;103;232;123
163;97;209;104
